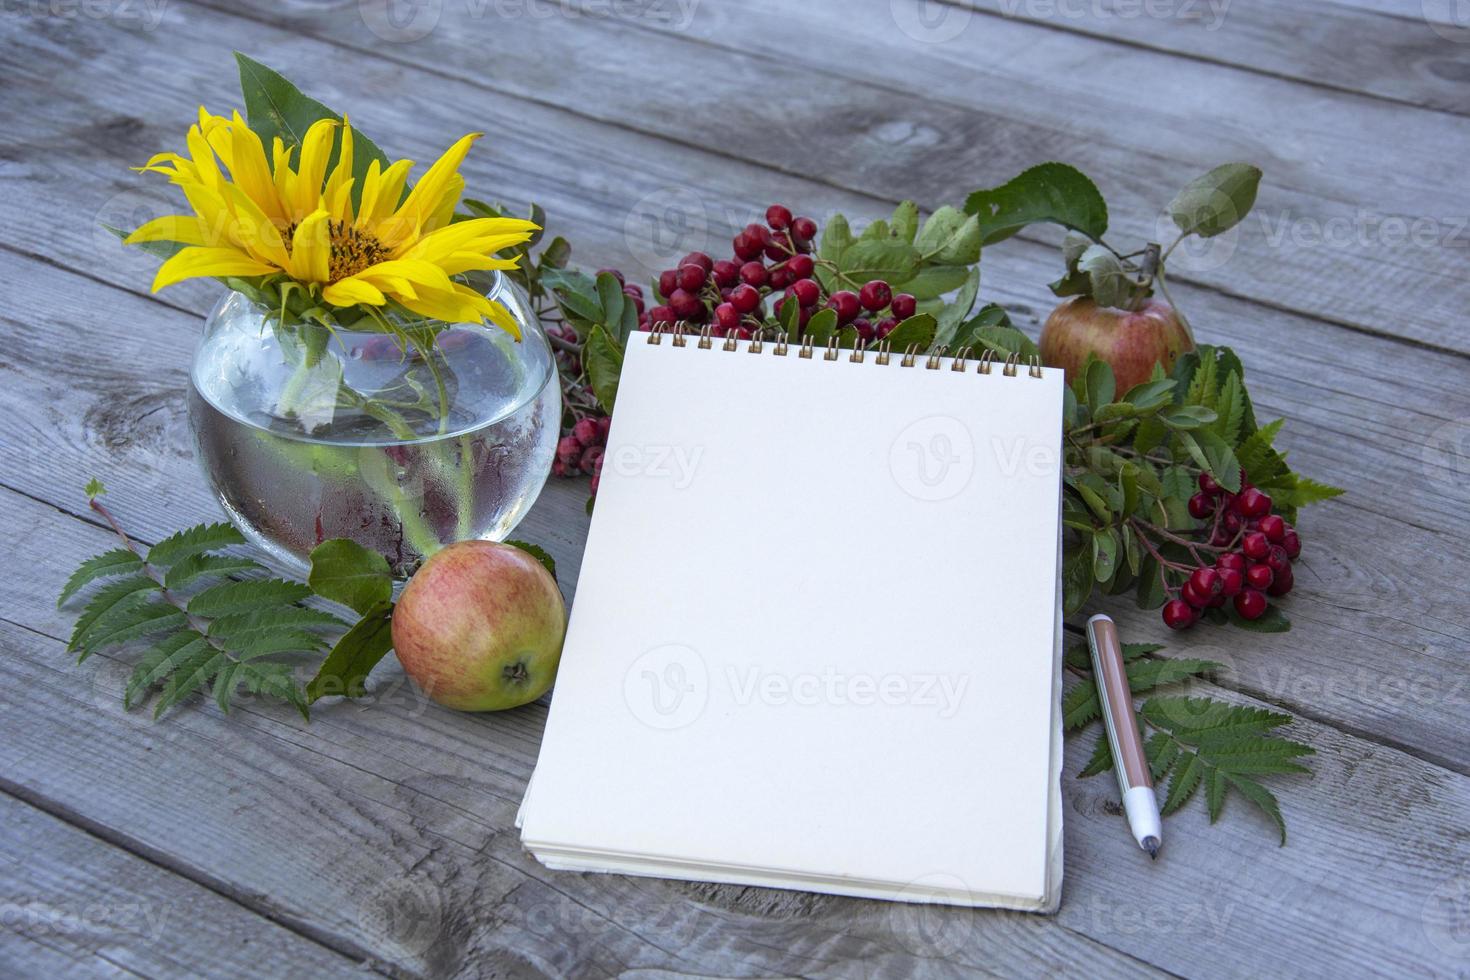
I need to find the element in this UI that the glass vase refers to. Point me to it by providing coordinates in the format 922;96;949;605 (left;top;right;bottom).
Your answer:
188;272;559;579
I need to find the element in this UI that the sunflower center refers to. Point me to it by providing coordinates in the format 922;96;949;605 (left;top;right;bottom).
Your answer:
283;219;391;283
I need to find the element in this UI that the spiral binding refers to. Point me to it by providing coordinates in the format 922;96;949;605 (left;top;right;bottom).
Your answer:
645;321;1043;378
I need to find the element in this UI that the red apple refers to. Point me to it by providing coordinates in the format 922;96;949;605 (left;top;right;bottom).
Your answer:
1039;297;1194;393
392;541;566;711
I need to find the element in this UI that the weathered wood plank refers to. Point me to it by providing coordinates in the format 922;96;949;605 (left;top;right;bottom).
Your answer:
944;0;1470;115
0;490;1154;979
201;0;1470;355
3;74;1467;772
0;793;369;978
6;481;1468;976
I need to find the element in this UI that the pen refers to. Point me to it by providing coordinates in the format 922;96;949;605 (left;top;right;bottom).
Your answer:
1086;614;1163;859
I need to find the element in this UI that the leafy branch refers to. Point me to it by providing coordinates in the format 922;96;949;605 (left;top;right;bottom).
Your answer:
1063;641;1314;843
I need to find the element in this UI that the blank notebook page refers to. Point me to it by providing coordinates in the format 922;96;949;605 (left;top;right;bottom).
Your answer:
520;335;1065;910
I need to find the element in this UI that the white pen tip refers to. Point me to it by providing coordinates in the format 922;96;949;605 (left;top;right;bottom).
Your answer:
1143;836;1160;860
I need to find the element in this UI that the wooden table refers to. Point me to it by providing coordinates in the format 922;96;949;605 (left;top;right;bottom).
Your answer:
3;1;1468;976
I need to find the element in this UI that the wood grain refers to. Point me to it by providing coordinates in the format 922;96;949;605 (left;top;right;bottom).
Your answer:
1;2;1468;976
6;484;1469;977
207;0;1470;355
944;0;1470;115
0;794;370;978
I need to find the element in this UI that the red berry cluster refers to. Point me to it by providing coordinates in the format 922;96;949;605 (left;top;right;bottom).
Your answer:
1162;473;1303;630
642;205;916;341
553;415;611;490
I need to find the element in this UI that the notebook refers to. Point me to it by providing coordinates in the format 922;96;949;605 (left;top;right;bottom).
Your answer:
518;328;1067;913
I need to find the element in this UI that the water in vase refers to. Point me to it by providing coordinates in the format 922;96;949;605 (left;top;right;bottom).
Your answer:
190;290;560;579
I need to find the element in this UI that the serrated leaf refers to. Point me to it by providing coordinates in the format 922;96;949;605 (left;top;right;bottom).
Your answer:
222;629;329;661
236;662;309;721
188;579;313;618
213;662;240;714
1162;751;1205;814
308;539;392;615
1146;731;1181;782
584;323;624;413
305;601;395;703
1235;418;1286;481
1169;163;1262;239
505;540;557;582
1062;657;1220;733
58;548;144;607
1222;773;1288;844
153;645;226;718
208;607;349;641
146;523;246;568
163;553;266;590
1079;732;1114;778
67;576;160;652
77;599;188;660
964;162;1109;245
125;634;209;709
1213;371;1246;445
1205;768;1228;823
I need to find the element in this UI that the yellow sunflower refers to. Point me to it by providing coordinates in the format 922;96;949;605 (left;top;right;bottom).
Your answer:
127;108;538;337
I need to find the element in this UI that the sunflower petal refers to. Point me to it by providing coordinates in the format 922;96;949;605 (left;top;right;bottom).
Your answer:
289;209;333;283
380;133;479;243
322;277;386;308
125;215;207;247
151;246;278;291
291;118;338;217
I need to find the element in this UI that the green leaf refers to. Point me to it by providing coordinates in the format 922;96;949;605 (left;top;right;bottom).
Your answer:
187;579;313;618
1078;245;1135;310
223;630;328;661
306;601;395;703
1078;732;1114;778
1230;603;1292;633
146;523;247;568
932;267;982;344
1162;751;1205;814
234;53;391;209
1177;430;1241;493
914;208;982;265
125;634;209;710
819;213;853;264
890;200;919;243
1213;371;1246;445
584;324;625;413
308;539;393;615
892;264;972;301
1235;418;1286;482
1222;774;1288;845
1169;163;1262;239
84;477;108;498
595;272;626;340
804;308;839;345
208;607;349;642
838;240;921;285
1092;528;1119;585
58;548;143;607
163;553;265;590
1084;357;1115;411
1061;544;1094;617
505;540;557;582
154;644;226;719
879;314;937;351
76;600;187;659
67;576;160;652
235;662;309;721
964;162;1109;245
1121;379;1178;413
1160;405;1219;430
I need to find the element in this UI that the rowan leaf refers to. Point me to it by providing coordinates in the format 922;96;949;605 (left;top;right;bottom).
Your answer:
58;548;143;607
146;523;247;568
